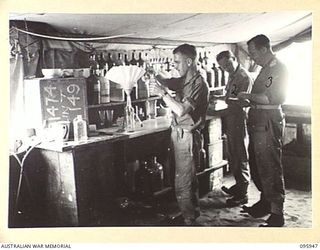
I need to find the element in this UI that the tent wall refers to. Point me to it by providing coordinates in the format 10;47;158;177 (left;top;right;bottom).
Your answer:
10;21;236;78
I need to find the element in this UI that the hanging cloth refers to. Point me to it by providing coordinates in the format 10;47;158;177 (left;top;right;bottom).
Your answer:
10;50;26;151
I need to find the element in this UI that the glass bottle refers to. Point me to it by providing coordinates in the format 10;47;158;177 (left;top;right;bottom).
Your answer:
92;68;101;105
165;57;171;72
130;51;138;66
97;52;106;71
148;156;164;192
135;160;152;197
198;52;203;65
212;63;220;88
89;54;98;70
106;53;114;70
124;94;135;132
99;63;110;104
73;115;88;142
203;54;213;87
86;66;97;105
115;53;124;66
220;67;226;87
137;52;144;68
144;53;149;70
124;53;130;66
203;52;209;67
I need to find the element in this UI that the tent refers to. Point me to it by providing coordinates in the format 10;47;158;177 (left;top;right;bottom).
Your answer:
9;12;312;77
9;12;311;46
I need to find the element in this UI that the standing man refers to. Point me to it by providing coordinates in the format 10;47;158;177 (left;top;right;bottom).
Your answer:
238;34;288;227
149;44;209;226
216;51;253;206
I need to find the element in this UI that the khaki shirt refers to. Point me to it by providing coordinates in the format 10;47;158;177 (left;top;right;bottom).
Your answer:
225;64;253;114
159;72;209;131
251;56;288;105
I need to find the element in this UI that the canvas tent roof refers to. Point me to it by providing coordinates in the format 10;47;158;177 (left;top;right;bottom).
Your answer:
9;12;312;49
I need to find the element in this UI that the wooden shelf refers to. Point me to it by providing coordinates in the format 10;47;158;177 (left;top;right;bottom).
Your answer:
88;96;161;109
153;186;173;197
196;160;228;177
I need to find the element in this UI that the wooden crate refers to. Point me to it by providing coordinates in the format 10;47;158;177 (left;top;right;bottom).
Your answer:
203;116;222;144
206;139;223;167
209;167;224;190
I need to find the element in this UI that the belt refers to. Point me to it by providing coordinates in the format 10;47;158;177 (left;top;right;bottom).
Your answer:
171;125;202;133
171;125;192;132
251;104;281;110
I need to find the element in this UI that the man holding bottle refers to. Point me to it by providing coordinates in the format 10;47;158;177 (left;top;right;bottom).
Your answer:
216;50;253;207
237;34;288;227
149;44;209;226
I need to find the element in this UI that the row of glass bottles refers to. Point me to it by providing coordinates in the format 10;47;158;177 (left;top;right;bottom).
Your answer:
197;51;227;89
86;52;152;106
89;50;229;101
89;51;174;72
88;51;227;88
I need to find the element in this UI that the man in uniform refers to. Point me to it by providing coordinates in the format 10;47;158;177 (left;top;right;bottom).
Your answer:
238;34;288;227
149;44;209;226
216;50;253;206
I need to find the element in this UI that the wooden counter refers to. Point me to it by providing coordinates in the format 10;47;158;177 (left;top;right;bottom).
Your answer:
32;116;172;226
11;106;228;227
37;116;171;152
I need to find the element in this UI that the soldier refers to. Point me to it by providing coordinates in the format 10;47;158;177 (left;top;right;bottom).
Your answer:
216;50;253;206
149;44;209;226
238;34;288;227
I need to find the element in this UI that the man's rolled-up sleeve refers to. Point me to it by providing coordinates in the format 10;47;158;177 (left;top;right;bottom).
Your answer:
184;81;208;110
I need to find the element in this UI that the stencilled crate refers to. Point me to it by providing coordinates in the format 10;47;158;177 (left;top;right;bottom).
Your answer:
206;116;222;143
207;139;223;167
209;167;224;190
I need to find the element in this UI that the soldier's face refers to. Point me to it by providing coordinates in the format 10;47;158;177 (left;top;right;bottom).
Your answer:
248;42;264;66
173;52;190;77
218;57;237;73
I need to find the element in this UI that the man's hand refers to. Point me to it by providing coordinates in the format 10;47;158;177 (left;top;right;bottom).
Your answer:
149;79;166;97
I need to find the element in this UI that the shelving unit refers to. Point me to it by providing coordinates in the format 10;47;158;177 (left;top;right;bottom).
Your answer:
87;96;161;128
153;186;173;197
196;160;228;177
88;96;161;109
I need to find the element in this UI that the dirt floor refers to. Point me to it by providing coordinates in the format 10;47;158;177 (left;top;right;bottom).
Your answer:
195;174;312;227
121;173;312;227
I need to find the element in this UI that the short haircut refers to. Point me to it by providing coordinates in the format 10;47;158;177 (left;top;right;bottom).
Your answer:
173;43;197;60
216;50;235;62
247;34;271;50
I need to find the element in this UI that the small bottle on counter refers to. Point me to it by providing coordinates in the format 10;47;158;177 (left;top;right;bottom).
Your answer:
73;115;88;142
